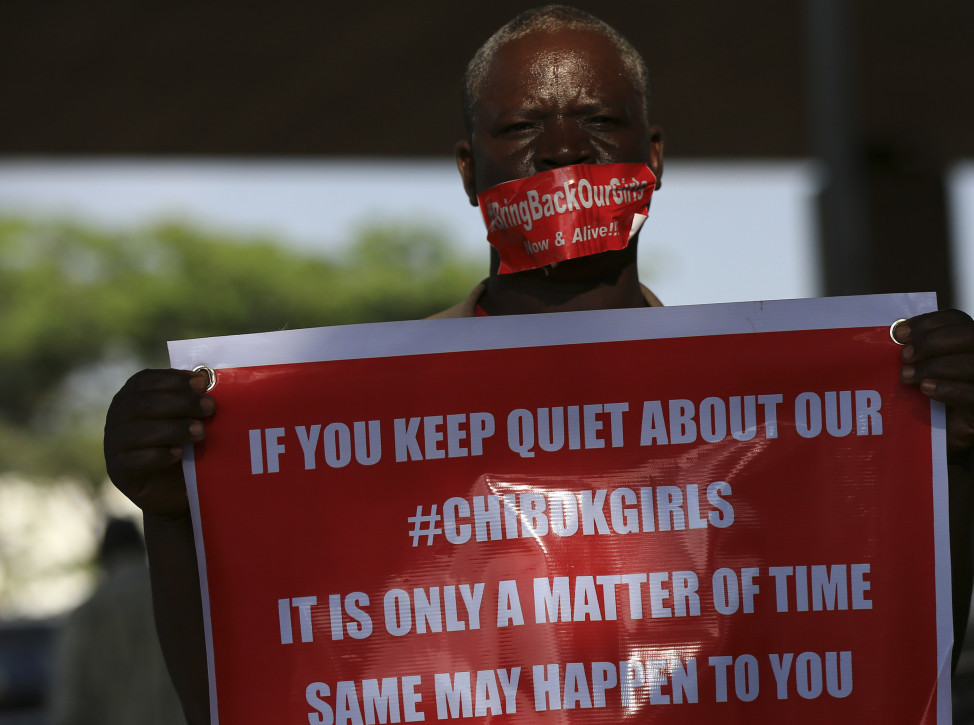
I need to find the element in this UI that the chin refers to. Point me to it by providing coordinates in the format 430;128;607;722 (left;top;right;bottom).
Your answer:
526;248;633;285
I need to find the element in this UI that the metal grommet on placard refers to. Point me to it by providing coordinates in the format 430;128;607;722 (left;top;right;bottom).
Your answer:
889;319;908;345
193;365;216;391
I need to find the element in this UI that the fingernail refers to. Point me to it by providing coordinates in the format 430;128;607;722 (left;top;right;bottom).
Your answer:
921;380;936;394
189;374;208;392
896;323;911;342
901;365;916;381
200;396;216;416
171;446;184;458
189;421;205;438
901;344;915;361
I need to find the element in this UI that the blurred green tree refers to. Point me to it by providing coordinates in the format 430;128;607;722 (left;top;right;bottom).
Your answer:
0;216;484;488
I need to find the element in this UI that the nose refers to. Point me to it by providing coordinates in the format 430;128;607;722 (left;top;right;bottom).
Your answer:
534;118;594;172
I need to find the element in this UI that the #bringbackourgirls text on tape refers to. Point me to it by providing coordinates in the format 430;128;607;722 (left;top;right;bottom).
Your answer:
477;163;656;273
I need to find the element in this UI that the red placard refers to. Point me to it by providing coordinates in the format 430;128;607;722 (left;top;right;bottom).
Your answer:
171;294;951;724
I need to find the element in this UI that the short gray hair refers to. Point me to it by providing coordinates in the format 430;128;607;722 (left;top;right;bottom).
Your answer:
461;5;650;134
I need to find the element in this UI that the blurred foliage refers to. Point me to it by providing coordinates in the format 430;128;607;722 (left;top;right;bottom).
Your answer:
0;216;484;488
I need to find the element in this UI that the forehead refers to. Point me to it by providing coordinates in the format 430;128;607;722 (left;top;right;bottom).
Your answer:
478;29;639;114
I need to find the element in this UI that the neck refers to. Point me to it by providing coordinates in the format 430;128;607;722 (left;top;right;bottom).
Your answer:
481;251;646;315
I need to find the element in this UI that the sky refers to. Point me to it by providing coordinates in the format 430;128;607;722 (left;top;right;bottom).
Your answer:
0;158;826;308
4;157;969;310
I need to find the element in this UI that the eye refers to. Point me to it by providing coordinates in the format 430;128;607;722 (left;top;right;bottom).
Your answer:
588;115;621;130
500;121;536;135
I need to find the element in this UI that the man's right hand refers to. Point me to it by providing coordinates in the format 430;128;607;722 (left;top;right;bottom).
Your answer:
104;368;215;518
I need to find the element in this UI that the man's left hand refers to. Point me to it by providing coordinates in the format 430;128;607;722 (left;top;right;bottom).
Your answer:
897;309;974;453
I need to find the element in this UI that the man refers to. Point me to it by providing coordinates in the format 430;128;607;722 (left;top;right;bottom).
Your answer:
436;5;663;317
104;6;974;723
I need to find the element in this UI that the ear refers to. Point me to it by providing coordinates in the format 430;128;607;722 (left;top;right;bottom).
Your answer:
648;125;664;191
455;140;479;206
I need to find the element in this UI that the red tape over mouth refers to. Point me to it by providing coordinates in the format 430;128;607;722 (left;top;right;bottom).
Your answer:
477;163;656;274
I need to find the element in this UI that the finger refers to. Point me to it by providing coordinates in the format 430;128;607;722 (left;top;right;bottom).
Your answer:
109;388;215;424
900;309;972;338
891;318;912;345
119;368;210;395
900;310;974;361
914;378;974;411
901;353;974;386
108;418;207;455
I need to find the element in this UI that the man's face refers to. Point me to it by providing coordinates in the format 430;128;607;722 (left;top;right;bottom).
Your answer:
457;28;663;206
